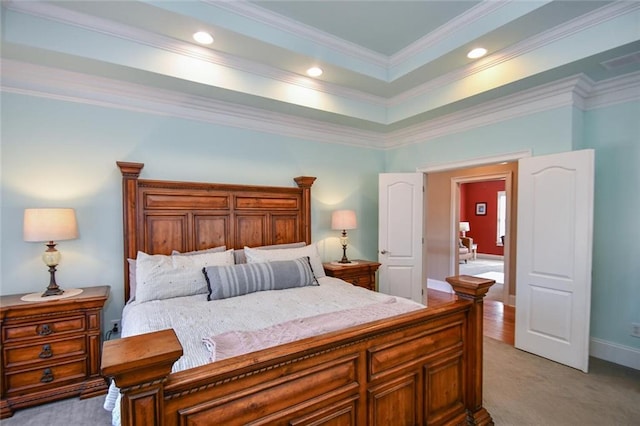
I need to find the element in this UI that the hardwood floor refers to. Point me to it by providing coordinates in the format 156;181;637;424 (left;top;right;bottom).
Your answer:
483;299;515;345
427;289;515;346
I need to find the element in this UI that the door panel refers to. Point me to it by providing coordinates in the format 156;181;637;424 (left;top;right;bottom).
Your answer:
378;173;424;303
516;149;594;372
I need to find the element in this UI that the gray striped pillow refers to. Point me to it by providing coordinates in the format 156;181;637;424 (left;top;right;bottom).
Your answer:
203;257;318;301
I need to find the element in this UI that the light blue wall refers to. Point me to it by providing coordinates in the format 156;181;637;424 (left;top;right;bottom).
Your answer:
584;100;640;348
2;91;638;356
0;93;384;327
385;102;640;352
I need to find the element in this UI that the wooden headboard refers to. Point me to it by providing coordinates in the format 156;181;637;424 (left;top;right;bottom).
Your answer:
117;161;316;302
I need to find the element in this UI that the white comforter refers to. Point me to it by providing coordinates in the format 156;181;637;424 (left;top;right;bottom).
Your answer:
104;277;424;425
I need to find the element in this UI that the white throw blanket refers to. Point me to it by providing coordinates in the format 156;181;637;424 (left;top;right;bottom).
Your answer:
105;277;423;425
203;298;421;362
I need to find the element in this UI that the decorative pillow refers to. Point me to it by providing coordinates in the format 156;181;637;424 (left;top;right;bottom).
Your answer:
233;242;306;264
203;257;318;301
127;246;227;303
135;249;234;302
171;245;226;256
244;243;325;278
127;258;137;303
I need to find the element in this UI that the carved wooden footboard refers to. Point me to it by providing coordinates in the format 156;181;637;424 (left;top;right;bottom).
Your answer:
102;276;494;426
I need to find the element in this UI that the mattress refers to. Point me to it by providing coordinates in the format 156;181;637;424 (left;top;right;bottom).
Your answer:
104;276;424;425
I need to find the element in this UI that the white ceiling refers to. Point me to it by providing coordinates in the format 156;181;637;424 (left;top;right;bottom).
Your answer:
2;0;639;137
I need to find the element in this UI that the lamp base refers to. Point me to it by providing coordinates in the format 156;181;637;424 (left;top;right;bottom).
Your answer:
42;287;64;297
42;264;63;297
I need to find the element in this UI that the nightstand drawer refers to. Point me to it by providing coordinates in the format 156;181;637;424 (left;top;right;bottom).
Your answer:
4;336;87;368
5;359;87;396
342;275;370;287
4;316;85;342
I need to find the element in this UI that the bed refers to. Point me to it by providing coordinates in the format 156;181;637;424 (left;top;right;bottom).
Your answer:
101;161;495;425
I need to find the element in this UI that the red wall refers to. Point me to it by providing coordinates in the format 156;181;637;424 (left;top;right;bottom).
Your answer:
460;180;505;256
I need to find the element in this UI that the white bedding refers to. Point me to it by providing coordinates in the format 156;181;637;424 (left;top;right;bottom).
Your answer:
104;276;424;425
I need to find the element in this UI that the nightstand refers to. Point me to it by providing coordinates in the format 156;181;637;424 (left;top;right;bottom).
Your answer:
0;286;110;419
323;260;381;291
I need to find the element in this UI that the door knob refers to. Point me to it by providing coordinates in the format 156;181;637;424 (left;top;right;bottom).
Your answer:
380;250;388;254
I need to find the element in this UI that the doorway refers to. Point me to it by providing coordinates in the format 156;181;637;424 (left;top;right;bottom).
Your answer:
422;159;520;345
457;178;508;304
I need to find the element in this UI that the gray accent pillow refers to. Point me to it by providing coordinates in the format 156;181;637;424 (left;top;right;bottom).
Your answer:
203;257;318;301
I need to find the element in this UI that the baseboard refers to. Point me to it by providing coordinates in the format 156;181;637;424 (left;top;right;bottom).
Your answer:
590;337;640;371
476;254;504;261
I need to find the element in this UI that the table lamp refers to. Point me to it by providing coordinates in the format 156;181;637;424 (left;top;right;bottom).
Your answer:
460;221;470;237
331;209;357;263
24;208;79;296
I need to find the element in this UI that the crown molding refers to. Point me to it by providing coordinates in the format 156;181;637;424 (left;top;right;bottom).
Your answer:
584;71;640;110
5;0;387;107
390;1;639;106
384;75;590;149
0;60;385;149
390;0;508;66
2;60;637;151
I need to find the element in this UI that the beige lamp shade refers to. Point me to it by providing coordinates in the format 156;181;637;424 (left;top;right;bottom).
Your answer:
331;210;357;230
24;208;79;242
459;222;470;233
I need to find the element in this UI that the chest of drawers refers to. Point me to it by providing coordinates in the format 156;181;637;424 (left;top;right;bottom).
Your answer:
0;286;110;418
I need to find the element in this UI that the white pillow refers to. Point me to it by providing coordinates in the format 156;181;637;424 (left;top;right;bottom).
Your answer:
244;243;325;278
135;249;234;302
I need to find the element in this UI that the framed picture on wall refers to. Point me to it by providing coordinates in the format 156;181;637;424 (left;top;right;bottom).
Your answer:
475;202;487;216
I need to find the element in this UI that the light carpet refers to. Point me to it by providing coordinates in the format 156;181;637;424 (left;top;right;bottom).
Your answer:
484;337;640;425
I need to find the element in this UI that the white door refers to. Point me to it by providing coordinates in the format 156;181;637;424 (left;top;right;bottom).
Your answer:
378;173;424;304
516;149;594;372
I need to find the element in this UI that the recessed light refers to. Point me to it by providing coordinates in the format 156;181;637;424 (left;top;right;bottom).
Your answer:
193;31;213;45
467;48;487;59
306;67;323;77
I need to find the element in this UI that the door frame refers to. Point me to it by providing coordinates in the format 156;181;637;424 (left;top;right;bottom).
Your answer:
418;150;530;307
451;173;513;305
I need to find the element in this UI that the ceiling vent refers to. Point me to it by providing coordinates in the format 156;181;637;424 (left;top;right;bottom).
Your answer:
600;52;640;70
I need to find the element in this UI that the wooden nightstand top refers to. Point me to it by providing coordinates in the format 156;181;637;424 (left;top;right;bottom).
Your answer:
0;286;110;317
322;259;381;272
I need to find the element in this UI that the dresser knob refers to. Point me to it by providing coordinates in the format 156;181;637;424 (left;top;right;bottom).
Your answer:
38;324;52;336
40;368;54;383
39;344;53;359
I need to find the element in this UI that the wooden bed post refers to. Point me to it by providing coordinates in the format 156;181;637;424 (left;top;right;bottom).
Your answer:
446;275;495;426
293;176;316;245
116;162;144;303
102;330;182;426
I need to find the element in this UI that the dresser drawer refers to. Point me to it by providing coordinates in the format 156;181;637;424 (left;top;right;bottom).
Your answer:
4;359;87;396
4;336;87;369
3;316;85;343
